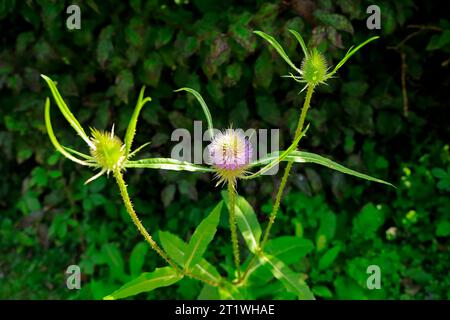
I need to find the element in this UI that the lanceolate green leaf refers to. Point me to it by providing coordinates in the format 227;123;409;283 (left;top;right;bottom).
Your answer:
198;284;221;300
45;98;96;167
41;74;93;148
104;267;182;300
259;253;315;300
129;242;148;277
175;87;214;138
288;29;308;59
251;150;394;187
124;158;214;173
318;244;341;270
245;237;314;280
327;36;379;78
184;202;222;271
265;236;314;264
222;192;262;253
243;125;309;180
159;231;222;283
254;30;301;74
102;243;126;282
124;86;152;157
159;231;186;266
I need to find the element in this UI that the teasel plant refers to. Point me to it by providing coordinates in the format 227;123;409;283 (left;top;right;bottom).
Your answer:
41;74;299;298
41;29;393;299
238;30;388;282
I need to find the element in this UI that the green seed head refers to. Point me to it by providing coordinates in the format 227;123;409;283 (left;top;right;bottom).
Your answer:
90;127;126;172
301;48;328;86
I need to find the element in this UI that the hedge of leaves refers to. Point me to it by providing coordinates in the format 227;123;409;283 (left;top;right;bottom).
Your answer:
1;0;449;299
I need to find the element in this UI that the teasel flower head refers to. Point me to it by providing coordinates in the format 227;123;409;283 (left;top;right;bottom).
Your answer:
90;126;126;173
175;87;310;186
209;128;253;187
300;48;328;86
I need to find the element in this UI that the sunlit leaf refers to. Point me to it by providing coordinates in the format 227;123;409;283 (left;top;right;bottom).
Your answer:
129;242;148;277
328;36;379;78
175;87;214;138
41;74;93;148
288;29;308;58
219;281;247;300
265;236;314;264
44;98;96;167
159;231;222;283
251;150;394;187
258;253;314;300
245;236;314;279
124;158;214;173
184;202;222;271
125;86;152;157
104;267;182;300
243;124;309;179
254;30;301;73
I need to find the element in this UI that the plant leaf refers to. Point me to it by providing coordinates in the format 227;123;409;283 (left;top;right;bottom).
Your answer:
328;36;379;78
288;29;308;58
41;74;93;148
124;158;214;173
258;253;315;300
197;284;221;300
251;150;394;187
102;243;126;282
246;237;314;279
159;231;222;283
243;124;309;179
318;244;341;270
222;192;261;253
431;168;448;179
44;98;96;167
184;202;222;271
104;267;182;300
254;30;301;74
219;281;247;300
129;242;148;277
266;236;314;264
175;87;214;138
124;86;152;157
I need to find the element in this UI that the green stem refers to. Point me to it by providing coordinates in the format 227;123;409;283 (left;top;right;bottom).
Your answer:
113;169;179;269
114;169;221;287
238;84;315;283
228;181;241;279
260;84;314;249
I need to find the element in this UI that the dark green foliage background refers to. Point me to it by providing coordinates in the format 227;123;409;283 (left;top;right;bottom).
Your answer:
1;0;449;299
